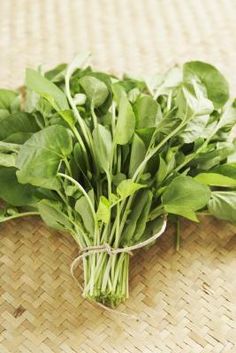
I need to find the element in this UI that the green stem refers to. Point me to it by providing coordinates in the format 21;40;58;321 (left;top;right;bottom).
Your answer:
58;173;98;240
118;119;188;239
106;171;112;200
83;252;129;307
91;104;98;129
57;189;68;204
114;202;121;247
132;121;186;182
64;158;72;177
0;211;40;223
174;123;222;174
148;204;165;221
71;126;87;154
65;69;91;149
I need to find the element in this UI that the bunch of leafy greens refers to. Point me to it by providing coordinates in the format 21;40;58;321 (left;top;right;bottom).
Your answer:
0;54;236;307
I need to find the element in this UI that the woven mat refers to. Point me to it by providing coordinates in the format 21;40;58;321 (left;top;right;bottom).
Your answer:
0;0;236;352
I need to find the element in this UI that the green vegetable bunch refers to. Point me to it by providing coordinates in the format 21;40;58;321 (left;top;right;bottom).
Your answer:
0;54;236;307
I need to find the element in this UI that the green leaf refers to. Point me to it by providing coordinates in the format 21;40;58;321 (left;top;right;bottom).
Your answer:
142;216;166;242
183;61;229;108
111;83;124;105
4;132;34;144
165;205;199;222
122;191;152;245
75;195;95;235
156;156;168;183
208;191;236;223
117;179;145;200
79;76;109;108
133;95;160;129
112;173;126;186
25;68;69;110
0;167;39;206
129;133;146;177
133;191;153;242
162;176;211;221
96;196;110;223
45;63;67;82
136;128;155;147
38;199;72;231
178;82;214;118
195;173;236;187
211;163;236;179
73;142;87;175
0;89;19;111
0;109;10;120
58;110;76;127
128;87;140;103
195;142;236;170
16;125;72;190
115;93;135;145
0;112;39;141
92;124;112;173
217;104;236;130
146;66;182;96
180;114;209;143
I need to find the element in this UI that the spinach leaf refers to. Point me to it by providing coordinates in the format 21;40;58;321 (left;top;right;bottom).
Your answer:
16;125;72;190
177;82;213;118
92;124;112;173
195;173;236;187
180;115;209;143
183;61;229;108
208;191;236;223
217;104;236;130
129;133;146;177
79;76;109;108
156;156;168;184
211;163;236;179
45;63;67;82
96;196;110;223
4;132;35;144
146;66;182;96
0;112;39;141
0;167;39;206
195;142;236;170
133;191;153;242
115;92;135;145
75;195;95;235
0;89;19;112
38;199;72;231
122;191;152;245
25;69;69;110
117;179;145;200
133;95;160;129
142;216;166;242
162;175;210;221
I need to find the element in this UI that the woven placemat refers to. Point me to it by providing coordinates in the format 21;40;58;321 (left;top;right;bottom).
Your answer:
0;1;236;352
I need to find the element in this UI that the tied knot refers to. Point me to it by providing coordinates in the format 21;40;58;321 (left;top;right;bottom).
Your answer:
104;243;114;256
80;243;133;256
